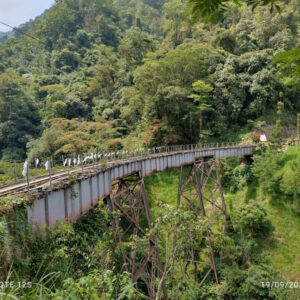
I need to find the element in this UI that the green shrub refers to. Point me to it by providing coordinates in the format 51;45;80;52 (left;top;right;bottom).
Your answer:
212;263;288;300
252;150;279;196
221;158;254;193
51;270;139;299
231;201;274;239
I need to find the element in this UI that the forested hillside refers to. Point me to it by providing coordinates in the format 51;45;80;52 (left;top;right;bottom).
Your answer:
0;1;300;299
0;0;299;162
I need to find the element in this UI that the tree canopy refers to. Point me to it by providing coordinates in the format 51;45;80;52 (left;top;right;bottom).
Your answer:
0;0;298;160
187;0;283;23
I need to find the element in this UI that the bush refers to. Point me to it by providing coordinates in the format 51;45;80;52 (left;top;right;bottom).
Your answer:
221;158;254;193
252;150;279;196
237;264;288;300
212;263;288;300
231;201;273;239
253;146;300;209
51;270;139;299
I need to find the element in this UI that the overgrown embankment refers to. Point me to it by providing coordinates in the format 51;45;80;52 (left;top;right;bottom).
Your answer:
145;147;300;298
221;145;300;283
0;204;141;299
242;146;300;280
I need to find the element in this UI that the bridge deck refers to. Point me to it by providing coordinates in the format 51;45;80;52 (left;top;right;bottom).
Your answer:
1;144;255;228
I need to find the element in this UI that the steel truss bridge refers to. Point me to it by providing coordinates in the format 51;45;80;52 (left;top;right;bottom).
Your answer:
1;143;255;298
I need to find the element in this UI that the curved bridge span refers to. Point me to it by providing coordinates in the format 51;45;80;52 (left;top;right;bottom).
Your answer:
26;144;255;228
1;143;255;298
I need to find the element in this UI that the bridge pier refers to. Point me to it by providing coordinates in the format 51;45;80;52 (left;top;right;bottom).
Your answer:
107;172;168;300
176;159;227;286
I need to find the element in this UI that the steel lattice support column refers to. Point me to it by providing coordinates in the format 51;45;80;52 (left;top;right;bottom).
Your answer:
107;172;168;300
177;159;227;286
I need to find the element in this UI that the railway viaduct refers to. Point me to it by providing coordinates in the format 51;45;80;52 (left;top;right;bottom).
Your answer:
22;144;255;228
1;143;255;299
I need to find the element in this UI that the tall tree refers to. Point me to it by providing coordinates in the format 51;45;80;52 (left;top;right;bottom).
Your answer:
273;47;300;91
0;71;40;160
188;80;213;138
187;0;283;23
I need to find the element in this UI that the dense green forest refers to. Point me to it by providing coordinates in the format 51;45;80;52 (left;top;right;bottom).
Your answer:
0;0;299;162
0;0;300;299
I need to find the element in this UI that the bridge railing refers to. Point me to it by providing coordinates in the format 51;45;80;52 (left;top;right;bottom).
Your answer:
142;142;246;155
54;141;254;172
0;142;255;189
99;142;252;161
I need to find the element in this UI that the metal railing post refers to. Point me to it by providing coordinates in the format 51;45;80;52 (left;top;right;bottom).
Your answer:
26;163;30;192
49;159;53;192
14;161;17;183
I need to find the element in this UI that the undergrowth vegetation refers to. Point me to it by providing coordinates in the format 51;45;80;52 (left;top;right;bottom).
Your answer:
145;147;300;299
221;145;300;294
252;146;300;212
0;206;142;299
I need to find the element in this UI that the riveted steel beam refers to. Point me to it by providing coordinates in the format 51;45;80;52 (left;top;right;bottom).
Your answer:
107;173;168;300
175;159;227;287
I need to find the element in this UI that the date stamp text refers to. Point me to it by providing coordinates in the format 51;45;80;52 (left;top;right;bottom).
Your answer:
261;282;299;289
